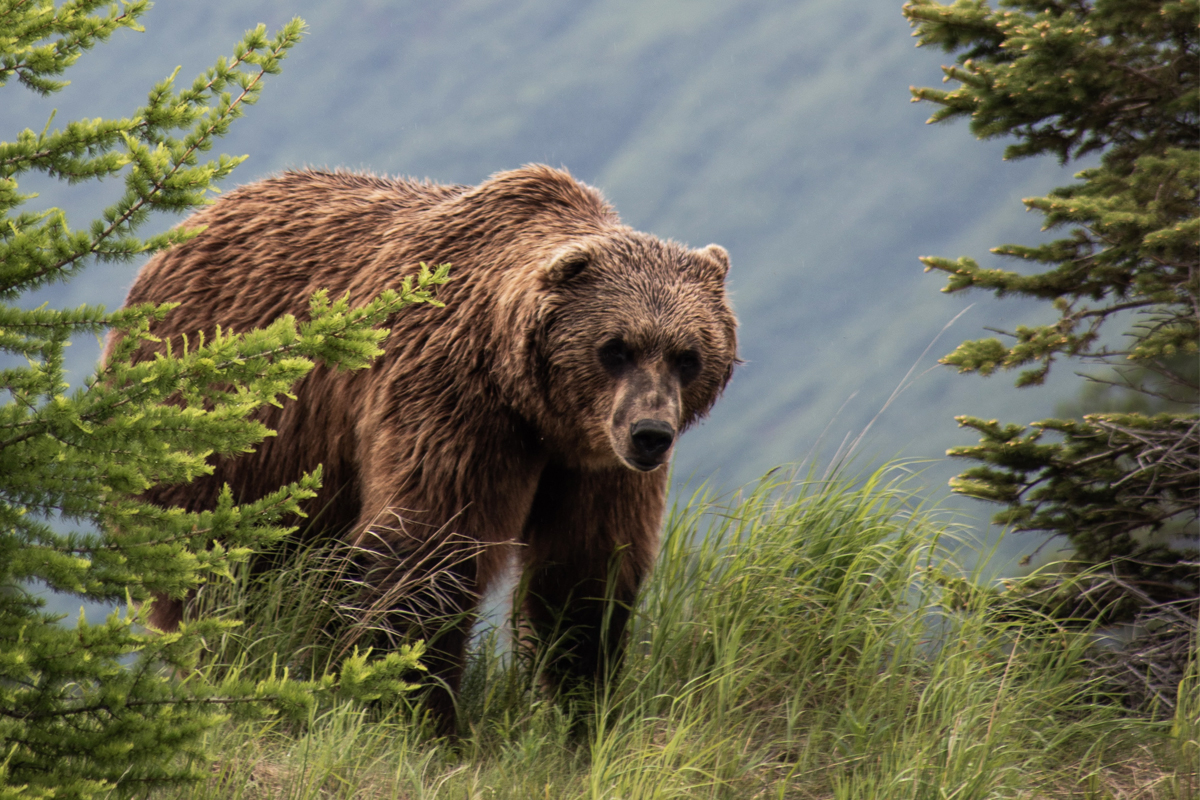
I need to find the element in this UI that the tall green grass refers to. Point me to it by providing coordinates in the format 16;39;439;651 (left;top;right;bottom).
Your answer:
158;464;1197;799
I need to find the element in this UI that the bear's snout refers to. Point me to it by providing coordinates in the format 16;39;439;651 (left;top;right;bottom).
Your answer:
629;419;676;469
607;354;683;472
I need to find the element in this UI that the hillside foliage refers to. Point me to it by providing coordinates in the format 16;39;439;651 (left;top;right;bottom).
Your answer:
145;466;1199;799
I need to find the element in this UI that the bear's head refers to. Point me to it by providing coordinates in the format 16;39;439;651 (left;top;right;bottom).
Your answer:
529;232;737;472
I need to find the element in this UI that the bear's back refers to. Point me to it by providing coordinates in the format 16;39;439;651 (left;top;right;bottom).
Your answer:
121;170;469;338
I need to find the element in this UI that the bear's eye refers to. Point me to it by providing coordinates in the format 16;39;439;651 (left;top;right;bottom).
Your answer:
598;338;633;372
675;350;702;382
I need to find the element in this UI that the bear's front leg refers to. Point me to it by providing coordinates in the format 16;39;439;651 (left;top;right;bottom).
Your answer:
348;409;544;737
520;464;665;709
347;525;483;736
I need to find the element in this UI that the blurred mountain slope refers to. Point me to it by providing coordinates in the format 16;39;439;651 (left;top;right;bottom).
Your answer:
4;0;1088;574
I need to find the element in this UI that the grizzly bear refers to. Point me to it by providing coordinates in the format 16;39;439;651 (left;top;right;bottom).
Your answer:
111;165;737;731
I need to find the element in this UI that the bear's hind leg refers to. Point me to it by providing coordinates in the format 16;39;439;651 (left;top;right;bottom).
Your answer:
146;592;185;632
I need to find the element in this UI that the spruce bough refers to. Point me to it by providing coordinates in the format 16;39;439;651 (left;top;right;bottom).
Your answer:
904;0;1198;614
1;4;441;797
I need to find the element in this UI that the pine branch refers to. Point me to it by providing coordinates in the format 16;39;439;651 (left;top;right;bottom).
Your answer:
908;0;1198;618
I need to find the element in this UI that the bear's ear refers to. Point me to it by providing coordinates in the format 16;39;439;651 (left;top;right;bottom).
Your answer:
542;244;596;287
693;244;730;281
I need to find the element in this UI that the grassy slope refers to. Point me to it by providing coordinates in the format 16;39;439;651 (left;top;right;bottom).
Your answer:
158;467;1197;799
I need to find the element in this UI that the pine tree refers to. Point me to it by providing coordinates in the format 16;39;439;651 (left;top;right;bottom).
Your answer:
903;0;1198;616
1;3;440;797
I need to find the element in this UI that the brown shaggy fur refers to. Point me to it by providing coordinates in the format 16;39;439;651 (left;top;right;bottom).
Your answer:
109;165;737;731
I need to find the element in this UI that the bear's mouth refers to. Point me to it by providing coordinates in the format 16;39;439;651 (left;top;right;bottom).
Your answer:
624;454;667;472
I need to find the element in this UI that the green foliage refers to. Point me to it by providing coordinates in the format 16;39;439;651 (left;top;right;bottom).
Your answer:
903;0;1199;609
0;5;444;797
150;466;1197;799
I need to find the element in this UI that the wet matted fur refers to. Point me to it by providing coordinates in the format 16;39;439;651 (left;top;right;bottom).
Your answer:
109;165;738;731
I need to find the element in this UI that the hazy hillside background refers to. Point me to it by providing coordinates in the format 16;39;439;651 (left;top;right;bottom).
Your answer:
7;0;1097;595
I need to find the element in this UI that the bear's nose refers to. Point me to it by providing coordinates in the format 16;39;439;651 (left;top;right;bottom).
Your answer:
630;419;675;460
